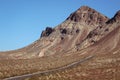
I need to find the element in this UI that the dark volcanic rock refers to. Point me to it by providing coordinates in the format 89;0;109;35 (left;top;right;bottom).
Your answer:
41;27;54;37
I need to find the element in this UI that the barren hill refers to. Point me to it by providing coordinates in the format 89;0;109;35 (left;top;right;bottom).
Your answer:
0;6;120;80
0;6;109;59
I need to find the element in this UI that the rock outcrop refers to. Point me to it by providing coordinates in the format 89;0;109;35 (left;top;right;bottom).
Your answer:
41;27;54;37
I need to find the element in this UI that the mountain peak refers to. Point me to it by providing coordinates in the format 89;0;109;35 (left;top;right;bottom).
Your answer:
114;10;120;20
67;6;108;26
77;6;94;12
106;10;120;24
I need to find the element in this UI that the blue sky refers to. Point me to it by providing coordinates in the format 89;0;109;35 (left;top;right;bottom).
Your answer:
0;0;120;51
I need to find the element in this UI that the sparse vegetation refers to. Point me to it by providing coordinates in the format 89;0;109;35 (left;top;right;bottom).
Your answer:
0;50;91;79
25;52;120;80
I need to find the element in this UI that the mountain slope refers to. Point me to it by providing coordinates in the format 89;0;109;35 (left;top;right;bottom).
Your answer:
0;6;109;59
0;6;120;80
25;9;120;80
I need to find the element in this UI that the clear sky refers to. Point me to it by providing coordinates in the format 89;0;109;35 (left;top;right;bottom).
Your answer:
0;0;120;51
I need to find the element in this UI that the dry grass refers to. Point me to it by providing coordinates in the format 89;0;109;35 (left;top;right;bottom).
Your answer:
0;50;91;79
0;45;120;80
25;52;120;80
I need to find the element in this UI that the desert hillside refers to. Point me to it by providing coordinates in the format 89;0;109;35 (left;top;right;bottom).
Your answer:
0;6;109;59
0;6;120;80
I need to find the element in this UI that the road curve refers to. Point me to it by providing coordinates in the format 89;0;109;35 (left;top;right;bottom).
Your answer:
3;55;94;80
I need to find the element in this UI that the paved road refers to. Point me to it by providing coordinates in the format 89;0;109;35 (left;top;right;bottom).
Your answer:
3;55;94;80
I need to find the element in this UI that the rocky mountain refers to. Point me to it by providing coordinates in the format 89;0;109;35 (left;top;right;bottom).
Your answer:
0;6;120;80
0;6;119;59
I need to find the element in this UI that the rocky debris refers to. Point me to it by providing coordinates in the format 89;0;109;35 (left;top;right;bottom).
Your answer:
67;6;109;26
41;27;54;37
